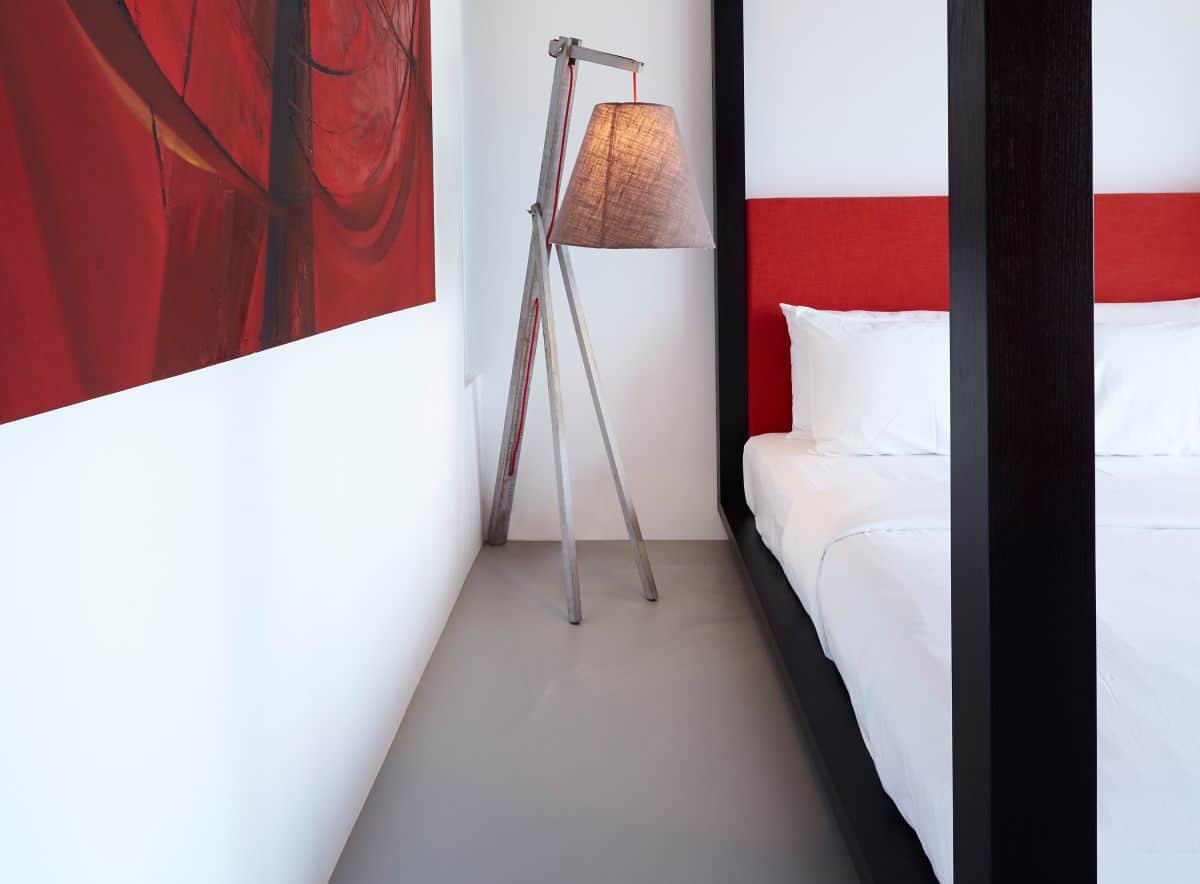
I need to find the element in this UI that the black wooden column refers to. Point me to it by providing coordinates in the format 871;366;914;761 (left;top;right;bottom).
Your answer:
949;2;1096;882
712;0;749;519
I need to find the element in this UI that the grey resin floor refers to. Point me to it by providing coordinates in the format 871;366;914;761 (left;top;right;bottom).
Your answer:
330;541;857;884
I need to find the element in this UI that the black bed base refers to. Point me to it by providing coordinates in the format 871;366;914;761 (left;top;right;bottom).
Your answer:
721;502;938;884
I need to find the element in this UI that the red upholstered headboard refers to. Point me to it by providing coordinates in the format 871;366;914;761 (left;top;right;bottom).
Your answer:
747;193;1200;436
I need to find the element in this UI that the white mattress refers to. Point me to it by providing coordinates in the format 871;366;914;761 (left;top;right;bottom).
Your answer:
744;433;1200;884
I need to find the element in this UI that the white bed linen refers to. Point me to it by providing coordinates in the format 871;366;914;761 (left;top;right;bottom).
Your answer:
744;434;1200;884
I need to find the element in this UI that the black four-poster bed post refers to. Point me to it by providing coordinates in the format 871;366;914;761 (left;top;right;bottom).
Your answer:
712;3;748;515
949;1;1097;881
712;1;1098;882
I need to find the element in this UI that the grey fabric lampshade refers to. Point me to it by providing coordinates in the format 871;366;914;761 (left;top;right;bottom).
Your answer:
548;102;715;250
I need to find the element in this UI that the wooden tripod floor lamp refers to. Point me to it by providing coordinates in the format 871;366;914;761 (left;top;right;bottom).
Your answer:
485;36;714;624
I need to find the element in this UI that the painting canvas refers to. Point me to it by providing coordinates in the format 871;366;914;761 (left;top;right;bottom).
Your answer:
0;0;435;425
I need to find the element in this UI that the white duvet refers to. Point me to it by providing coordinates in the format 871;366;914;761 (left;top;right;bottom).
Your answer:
744;434;1200;884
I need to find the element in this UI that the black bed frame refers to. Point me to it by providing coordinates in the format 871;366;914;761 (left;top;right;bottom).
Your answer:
711;3;1098;883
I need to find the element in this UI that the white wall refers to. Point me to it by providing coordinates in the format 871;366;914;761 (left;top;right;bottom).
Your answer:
0;2;478;883
745;0;1200;198
463;0;723;541
744;0;948;198
1093;0;1200;192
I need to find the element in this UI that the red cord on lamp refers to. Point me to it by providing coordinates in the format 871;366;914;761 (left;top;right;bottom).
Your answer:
544;60;577;245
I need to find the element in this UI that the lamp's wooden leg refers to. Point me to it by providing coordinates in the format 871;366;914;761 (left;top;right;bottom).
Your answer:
486;41;579;548
555;245;658;602
532;211;582;623
485;232;543;546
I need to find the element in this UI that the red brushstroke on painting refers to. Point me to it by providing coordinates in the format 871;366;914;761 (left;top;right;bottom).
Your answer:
0;0;435;424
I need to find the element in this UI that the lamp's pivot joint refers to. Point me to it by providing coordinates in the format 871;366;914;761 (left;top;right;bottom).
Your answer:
548;36;582;59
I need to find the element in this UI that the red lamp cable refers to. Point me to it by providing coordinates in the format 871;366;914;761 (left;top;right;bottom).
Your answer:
545;60;576;244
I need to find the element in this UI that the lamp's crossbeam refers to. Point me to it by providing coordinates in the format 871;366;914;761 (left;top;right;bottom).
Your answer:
486;37;657;624
552;38;644;73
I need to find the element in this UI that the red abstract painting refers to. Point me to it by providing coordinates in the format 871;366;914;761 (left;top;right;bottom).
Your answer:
0;0;435;424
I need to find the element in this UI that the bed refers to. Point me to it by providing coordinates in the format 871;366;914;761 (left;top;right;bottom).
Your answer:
745;434;1200;883
713;192;1200;884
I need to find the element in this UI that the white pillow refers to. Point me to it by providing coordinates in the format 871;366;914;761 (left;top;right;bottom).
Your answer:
783;305;950;455
1095;297;1200;324
781;304;946;440
1094;321;1200;455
